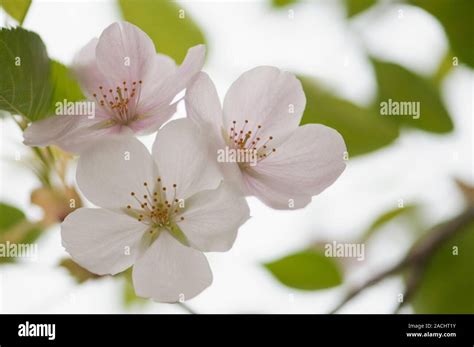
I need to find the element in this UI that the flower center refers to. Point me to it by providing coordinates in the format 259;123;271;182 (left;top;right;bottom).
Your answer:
227;120;277;166
126;178;185;233
92;80;143;125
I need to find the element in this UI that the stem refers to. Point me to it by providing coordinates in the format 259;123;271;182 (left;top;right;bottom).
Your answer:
12;116;69;188
177;302;197;314
329;207;474;314
393;260;425;313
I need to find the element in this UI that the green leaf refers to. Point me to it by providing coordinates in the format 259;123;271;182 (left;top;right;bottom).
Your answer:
372;59;453;133
264;249;343;290
271;0;299;8
410;0;474;68
49;60;85;113
0;202;42;263
119;0;206;64
361;204;419;242
412;221;474;313
345;0;376;17
299;76;399;157
0;202;26;231
1;0;32;25
0;27;52;121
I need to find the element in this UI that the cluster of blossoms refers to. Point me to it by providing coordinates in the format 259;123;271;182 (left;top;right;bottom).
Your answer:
24;21;347;302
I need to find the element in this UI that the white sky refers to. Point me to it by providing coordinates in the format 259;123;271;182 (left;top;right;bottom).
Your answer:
0;0;472;313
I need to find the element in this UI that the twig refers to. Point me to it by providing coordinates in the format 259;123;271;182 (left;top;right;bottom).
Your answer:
329;207;474;314
177;302;197;314
393;260;425;313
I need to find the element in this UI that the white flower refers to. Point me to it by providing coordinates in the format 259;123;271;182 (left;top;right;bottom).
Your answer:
61;119;250;302
185;67;347;209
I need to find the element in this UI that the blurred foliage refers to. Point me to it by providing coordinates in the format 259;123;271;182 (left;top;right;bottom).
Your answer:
409;0;474;68
265;249;343;290
119;0;206;64
0;27;52;121
411;221;474;313
122;268;148;307
31;185;82;226
361;204;419;242
0;202;42;263
372;59;454;133
1;0;31;25
271;0;298;7
432;52;454;86
59;258;101;283
345;0;376;17
49;61;85;113
455;178;474;206
0;202;26;231
299;76;399;157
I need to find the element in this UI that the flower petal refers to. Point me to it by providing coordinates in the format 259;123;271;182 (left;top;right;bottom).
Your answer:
72;38;112;98
23;115;115;153
242;124;346;209
129;54;178;134
61;208;150;275
95;21;156;88
138;45;206;115
223;66;306;145
132;231;212;302
185;72;223;134
178;182;250;252
243;171;312;209
76;135;158;209
128;102;177;135
136;53;177;104
152;118;222;200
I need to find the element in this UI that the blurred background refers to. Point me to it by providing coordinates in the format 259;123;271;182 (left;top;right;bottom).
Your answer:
0;0;472;314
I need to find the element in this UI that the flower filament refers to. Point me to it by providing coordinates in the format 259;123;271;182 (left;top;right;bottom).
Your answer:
92;80;143;125
227;120;277;165
127;178;185;234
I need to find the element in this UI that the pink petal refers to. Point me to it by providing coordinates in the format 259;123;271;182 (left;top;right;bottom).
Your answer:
138;45;206;116
222;66;305;147
177;182;250;252
127;55;178;134
76;135;159;209
242;124;347;209
243;172;311;210
132;231;212;302
137;53;177;103
23;115;114;153
185;72;223;131
72;38;112;99
95;22;156;89
151;119;222;201
127;100;177;135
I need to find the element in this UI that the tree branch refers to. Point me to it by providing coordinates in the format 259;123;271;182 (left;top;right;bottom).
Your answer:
329;206;474;314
